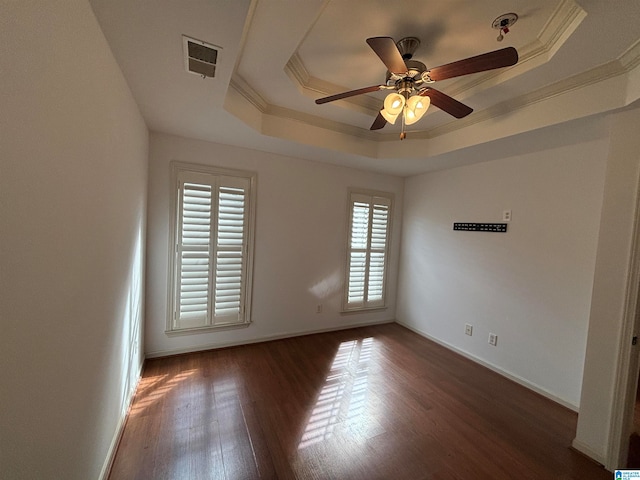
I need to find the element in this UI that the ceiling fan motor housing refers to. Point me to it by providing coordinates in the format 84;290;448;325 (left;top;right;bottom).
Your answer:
396;79;414;96
386;60;427;86
396;37;420;60
384;38;428;90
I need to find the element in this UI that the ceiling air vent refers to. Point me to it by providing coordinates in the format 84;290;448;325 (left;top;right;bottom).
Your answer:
182;35;220;78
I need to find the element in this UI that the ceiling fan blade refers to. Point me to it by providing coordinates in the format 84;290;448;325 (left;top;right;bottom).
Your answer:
370;111;387;130
366;37;408;75
427;47;518;82
315;85;383;104
420;88;473;118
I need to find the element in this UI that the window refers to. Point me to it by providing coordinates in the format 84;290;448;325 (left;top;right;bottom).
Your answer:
167;162;256;333
343;190;392;311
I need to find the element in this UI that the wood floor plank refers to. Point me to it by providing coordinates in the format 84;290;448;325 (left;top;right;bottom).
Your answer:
108;324;610;480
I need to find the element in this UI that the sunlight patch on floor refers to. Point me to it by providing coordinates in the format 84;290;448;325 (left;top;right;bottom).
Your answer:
298;337;374;449
130;369;196;416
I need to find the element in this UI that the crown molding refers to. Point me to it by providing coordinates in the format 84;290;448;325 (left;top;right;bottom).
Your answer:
264;104;379;141
620;38;640;71
227;16;640;152
284;53;311;87
240;0;588;138
539;0;587;56
229;72;381;141
284;53;381;115
444;0;586;98
397;57;632;142
283;0;586;111
230;44;640;147
230;75;268;113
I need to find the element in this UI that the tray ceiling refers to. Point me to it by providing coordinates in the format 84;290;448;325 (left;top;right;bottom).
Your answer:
89;0;640;175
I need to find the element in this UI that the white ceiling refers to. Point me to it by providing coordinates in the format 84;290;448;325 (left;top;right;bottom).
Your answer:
88;0;640;176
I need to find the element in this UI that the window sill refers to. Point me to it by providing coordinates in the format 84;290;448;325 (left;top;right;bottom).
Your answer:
165;321;251;336
340;306;388;315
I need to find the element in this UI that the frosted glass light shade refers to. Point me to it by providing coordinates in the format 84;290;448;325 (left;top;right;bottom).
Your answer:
405;95;430;125
383;93;405;115
380;108;400;124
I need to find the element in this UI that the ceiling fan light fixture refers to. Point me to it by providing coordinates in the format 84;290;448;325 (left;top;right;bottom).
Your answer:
380;108;400;124
315;36;518;137
384;92;405;115
404;108;417;125
405;95;430;125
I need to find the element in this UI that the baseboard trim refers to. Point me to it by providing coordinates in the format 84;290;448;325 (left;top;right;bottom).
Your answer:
571;438;607;466
145;318;395;359
99;360;144;480
396;321;579;412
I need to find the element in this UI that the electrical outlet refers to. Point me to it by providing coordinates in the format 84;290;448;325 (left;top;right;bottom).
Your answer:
503;210;512;222
465;324;473;336
316;304;323;314
489;333;498;346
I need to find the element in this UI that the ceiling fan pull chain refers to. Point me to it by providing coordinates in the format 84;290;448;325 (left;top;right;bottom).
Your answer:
400;107;407;140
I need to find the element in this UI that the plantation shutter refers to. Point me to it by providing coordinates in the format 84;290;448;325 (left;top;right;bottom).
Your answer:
348;199;370;305
345;192;391;310
173;171;250;330
367;201;389;302
176;180;212;329
213;177;248;325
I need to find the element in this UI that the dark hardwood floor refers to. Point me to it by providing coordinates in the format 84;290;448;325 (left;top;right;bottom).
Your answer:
109;323;610;479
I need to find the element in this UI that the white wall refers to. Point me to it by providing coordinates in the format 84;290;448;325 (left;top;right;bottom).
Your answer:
396;116;610;408
145;132;404;356
0;1;148;479
574;106;640;466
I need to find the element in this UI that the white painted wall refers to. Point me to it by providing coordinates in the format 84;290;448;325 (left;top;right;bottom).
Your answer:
0;1;148;479
574;106;640;466
145;132;404;356
396;116;610;408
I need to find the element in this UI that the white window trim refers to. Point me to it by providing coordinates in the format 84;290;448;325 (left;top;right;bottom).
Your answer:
166;161;257;334
342;188;393;313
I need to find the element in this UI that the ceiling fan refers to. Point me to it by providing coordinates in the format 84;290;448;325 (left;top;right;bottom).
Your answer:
315;36;518;139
